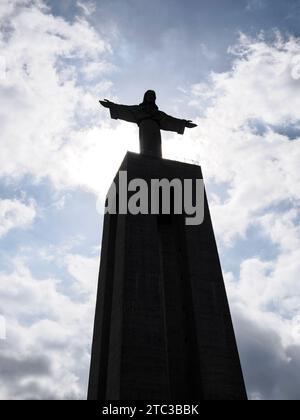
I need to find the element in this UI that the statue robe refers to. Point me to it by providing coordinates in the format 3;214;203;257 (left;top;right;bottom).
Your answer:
109;103;186;158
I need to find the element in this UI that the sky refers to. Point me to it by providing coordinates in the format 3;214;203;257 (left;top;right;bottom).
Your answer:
0;0;300;400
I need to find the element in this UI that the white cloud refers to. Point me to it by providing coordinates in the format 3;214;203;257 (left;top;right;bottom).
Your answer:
178;32;300;399
77;1;96;17
0;315;6;340
176;33;300;245
81;62;117;80
0;0;128;199
0;199;36;238
258;209;300;252
226;245;300;399
65;253;99;295
0;255;98;400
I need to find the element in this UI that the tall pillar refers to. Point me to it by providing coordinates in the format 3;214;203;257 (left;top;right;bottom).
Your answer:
88;152;247;400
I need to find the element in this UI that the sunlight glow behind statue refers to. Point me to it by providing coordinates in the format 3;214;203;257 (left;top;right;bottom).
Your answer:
99;90;197;158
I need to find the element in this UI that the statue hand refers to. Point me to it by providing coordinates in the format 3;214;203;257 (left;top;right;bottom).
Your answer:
99;99;113;109
185;120;197;129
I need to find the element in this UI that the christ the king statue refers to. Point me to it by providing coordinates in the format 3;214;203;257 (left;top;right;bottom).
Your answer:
100;90;197;158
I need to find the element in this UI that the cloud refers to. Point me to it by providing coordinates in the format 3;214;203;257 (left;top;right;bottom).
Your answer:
231;308;300;400
119;29;300;399
0;353;50;381
0;254;98;400
226;247;300;399
1;0;300;400
246;0;266;12
0;199;36;238
0;0;130;198
176;32;300;399
177;32;300;245
64;253;99;296
77;1;96;17
0;315;6;340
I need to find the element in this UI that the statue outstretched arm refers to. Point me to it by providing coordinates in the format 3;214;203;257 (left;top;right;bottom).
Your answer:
159;112;197;135
99;99;138;124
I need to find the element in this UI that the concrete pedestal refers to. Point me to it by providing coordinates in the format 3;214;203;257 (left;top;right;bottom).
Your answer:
88;152;247;400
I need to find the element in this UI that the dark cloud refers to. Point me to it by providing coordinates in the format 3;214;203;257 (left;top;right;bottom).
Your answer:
8;381;59;401
0;354;51;380
245;119;300;140
0;353;56;400
0;351;86;400
234;310;300;400
271;124;300;141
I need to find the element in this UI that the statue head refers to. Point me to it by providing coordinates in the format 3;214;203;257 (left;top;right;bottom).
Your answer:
143;90;156;104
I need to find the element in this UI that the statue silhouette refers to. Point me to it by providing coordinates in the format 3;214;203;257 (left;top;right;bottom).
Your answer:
100;90;197;158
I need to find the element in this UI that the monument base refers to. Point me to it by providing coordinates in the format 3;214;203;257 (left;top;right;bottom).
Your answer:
88;152;247;400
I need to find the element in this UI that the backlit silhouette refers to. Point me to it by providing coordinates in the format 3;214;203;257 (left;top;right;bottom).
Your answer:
100;90;197;158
